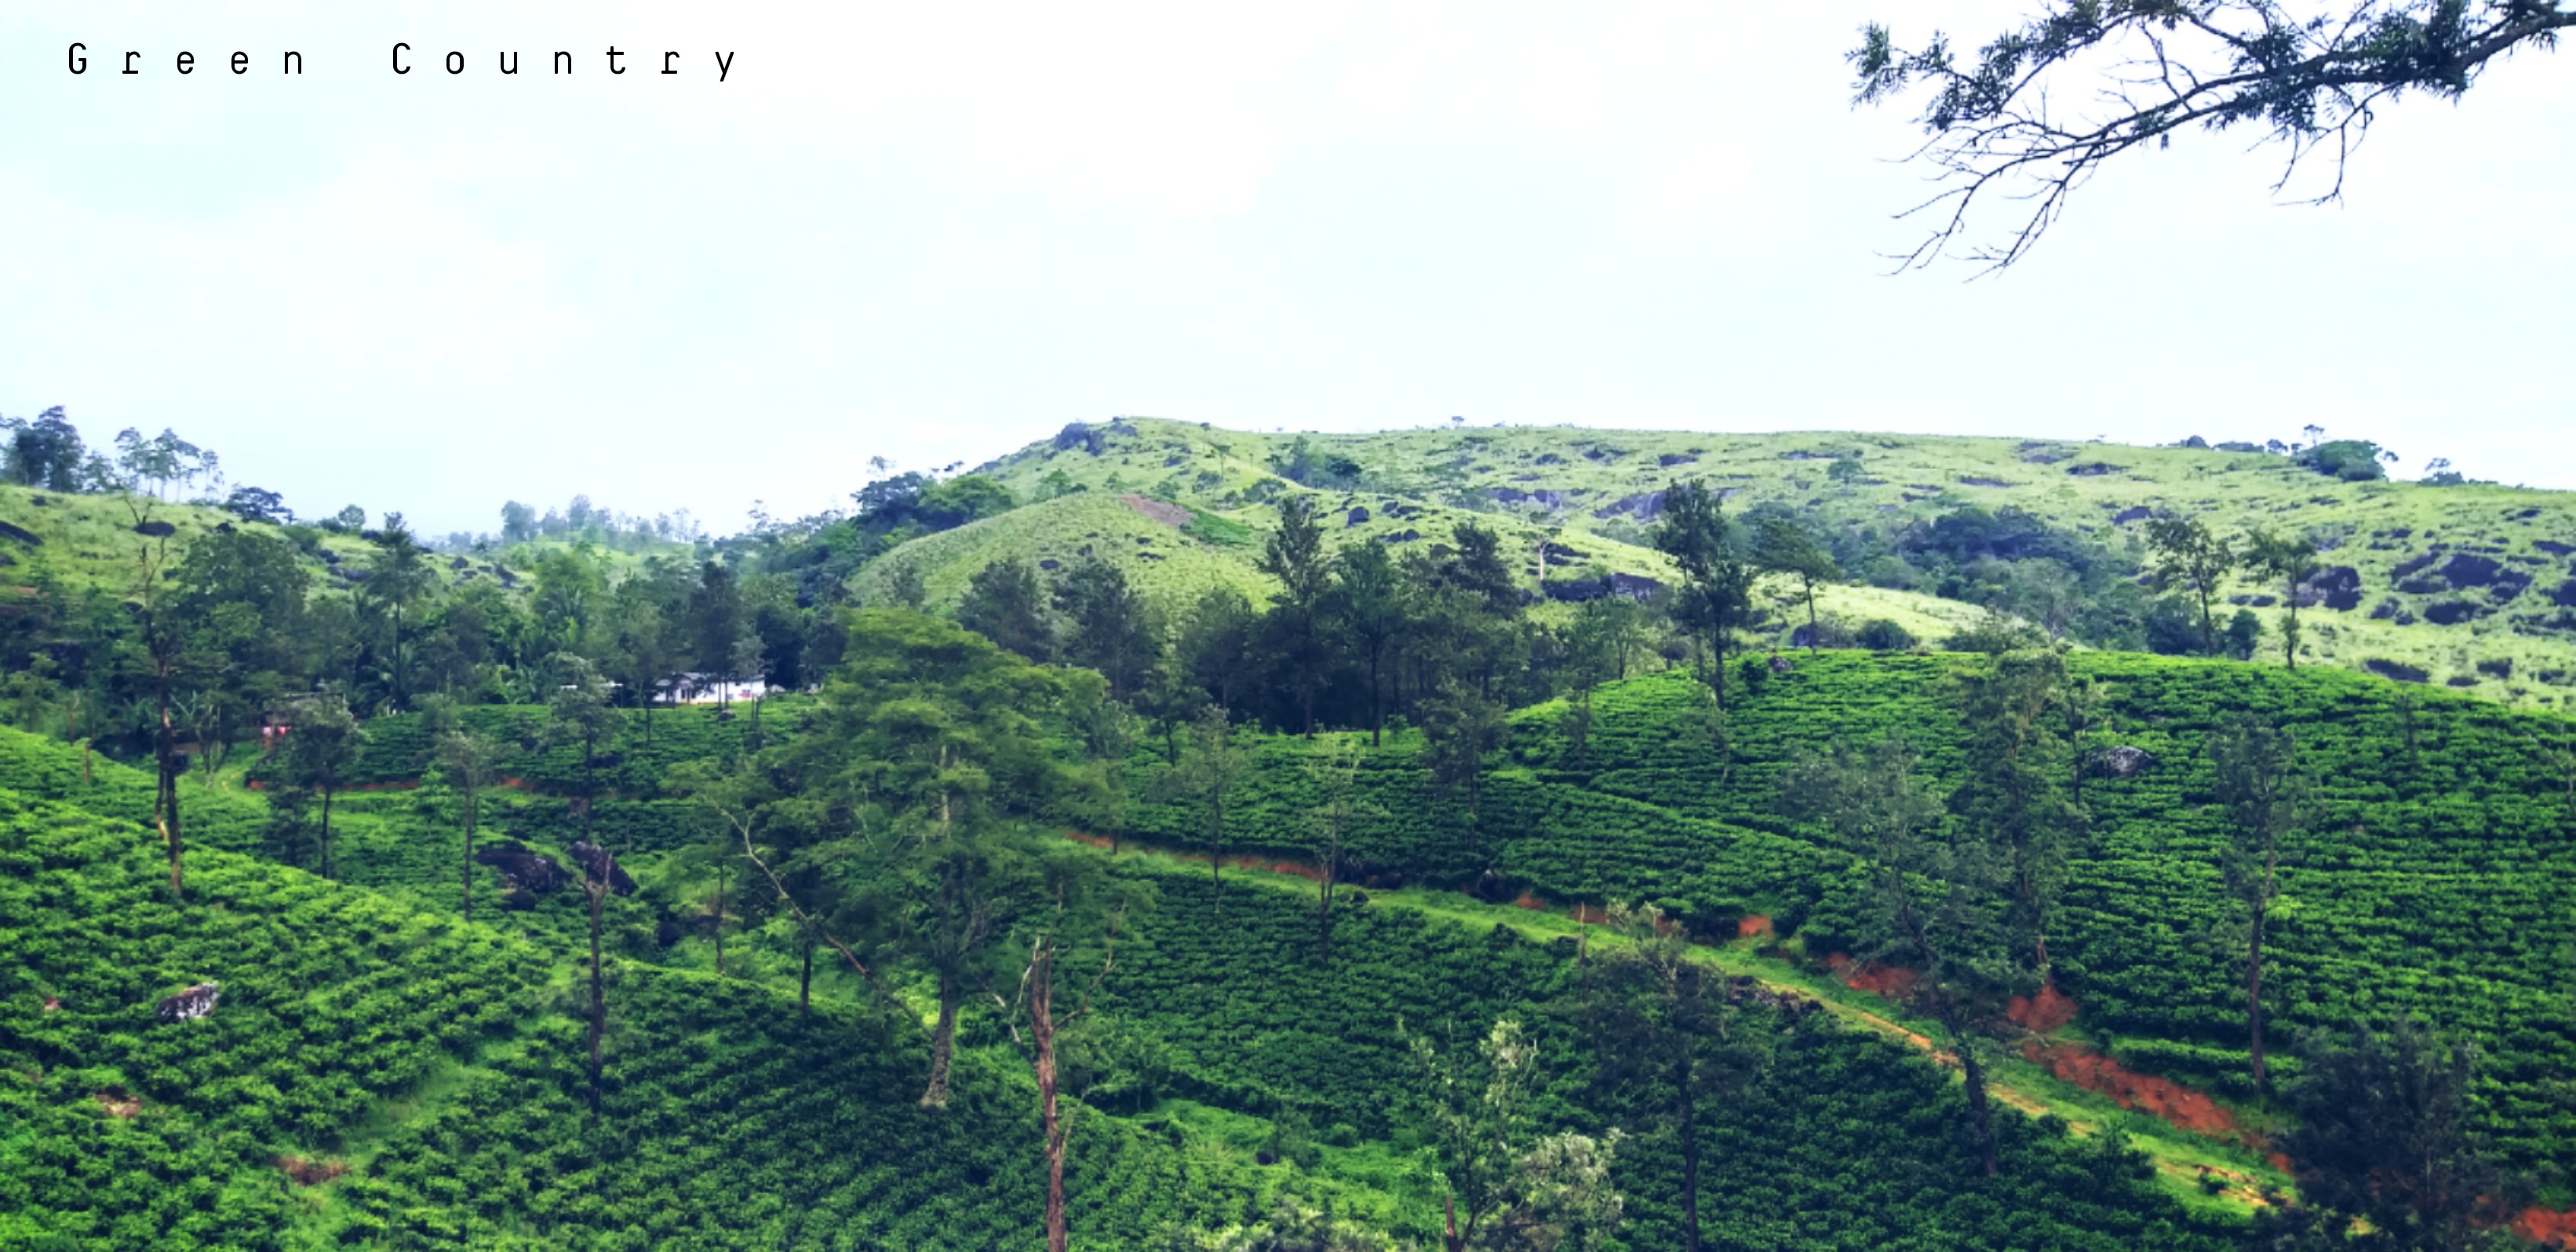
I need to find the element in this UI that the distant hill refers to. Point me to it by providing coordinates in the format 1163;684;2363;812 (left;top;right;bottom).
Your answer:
0;482;690;602
845;417;2576;707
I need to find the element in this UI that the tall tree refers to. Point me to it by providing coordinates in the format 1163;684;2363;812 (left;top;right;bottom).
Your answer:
1259;494;1334;736
1851;1;2576;271
1328;540;1408;746
1751;514;1842;656
2244;528;2323;669
1949;649;2082;973
1417;679;1505;861
957;558;1056;662
2265;1018;2525;1252
1652;481;1757;708
1170;703;1249;920
1054;557;1163;701
1001;849;1131;1252
282;693;366;882
545;653;624;849
1303;736;1383;964
1589;903;1762;1252
773;609;1069;1108
437;729;500;922
360;516;439;712
1176;587;1259;718
1066;674;1141;855
1781;737;2006;1174
2144;516;2238;656
2209;715;2306;1094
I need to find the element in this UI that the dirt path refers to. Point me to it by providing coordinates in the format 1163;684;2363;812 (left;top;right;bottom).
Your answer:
1066;827;2290;1213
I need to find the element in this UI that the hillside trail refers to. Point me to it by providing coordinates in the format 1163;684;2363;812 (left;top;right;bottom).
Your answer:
1062;827;2286;1211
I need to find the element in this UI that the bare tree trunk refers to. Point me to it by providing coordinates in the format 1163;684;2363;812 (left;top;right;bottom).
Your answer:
1958;1029;1998;1176
2247;902;2268;1094
1677;1046;1702;1252
157;665;183;895
800;937;813;1015
1805;578;1820;657
713;861;727;977
1317;854;1335;965
1033;949;1071;1252
920;969;960;1108
588;883;607;1116
319;785;336;881
461;786;476;923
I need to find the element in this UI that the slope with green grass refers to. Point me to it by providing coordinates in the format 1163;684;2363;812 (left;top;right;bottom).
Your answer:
892;418;2576;705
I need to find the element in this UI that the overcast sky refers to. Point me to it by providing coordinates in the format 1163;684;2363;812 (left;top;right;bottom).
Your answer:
7;2;2571;536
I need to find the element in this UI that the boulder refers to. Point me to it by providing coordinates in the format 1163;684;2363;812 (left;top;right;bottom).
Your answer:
474;839;570;895
155;981;221;1022
571;842;639;895
2085;746;2157;779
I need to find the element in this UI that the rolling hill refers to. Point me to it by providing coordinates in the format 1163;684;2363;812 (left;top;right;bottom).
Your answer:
846;418;2576;707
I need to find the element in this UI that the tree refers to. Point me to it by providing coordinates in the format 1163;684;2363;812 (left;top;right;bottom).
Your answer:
1303;737;1384;964
1000;849;1132;1252
1170;704;1250;919
1849;2;2576;271
1652;481;1757;708
437;730;501;922
1751;514;1842;656
957;558;1055;662
1588;904;1758;1252
362;517;439;711
1417;679;1506;861
2144;516;2237;656
1259;494;1334;737
281;693;366;882
2209;715;2306;1094
574;840;625;1115
111;427;219;501
1949;649;2083;972
1409;1019;1625;1252
1;406;89;490
2264;1018;2525;1252
773;609;1069;1108
2245;528;2323;669
1328;540;1408;746
1780;737;2008;1174
1066;672;1141;854
1055;558;1162;701
1178;586;1260;717
545;653;624;848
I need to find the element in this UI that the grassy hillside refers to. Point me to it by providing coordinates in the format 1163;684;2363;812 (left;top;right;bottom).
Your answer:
1113;652;2576;1175
884;418;2576;706
1;745;2251;1250
0;482;688;605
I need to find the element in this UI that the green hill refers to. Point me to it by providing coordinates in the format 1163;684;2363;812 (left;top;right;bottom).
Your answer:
853;418;2576;707
3;690;2266;1249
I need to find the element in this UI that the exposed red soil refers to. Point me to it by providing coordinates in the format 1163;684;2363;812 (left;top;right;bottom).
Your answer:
1122;494;1193;528
2007;984;2079;1034
1569;903;1609;925
42;995;60;1012
2020;1039;2255;1144
1512;890;1550;911
1736;914;1774;939
1826;955;1919;1001
277;1156;350;1186
2517;1208;2576;1248
94;1090;141;1119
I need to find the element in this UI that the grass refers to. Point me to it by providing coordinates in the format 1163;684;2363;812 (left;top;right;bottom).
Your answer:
925;418;2576;708
1081;828;2295;1218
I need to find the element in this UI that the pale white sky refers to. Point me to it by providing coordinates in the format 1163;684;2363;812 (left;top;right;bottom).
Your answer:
6;2;2571;534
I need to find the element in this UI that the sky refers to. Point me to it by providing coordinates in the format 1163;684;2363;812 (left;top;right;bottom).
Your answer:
6;2;2571;537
